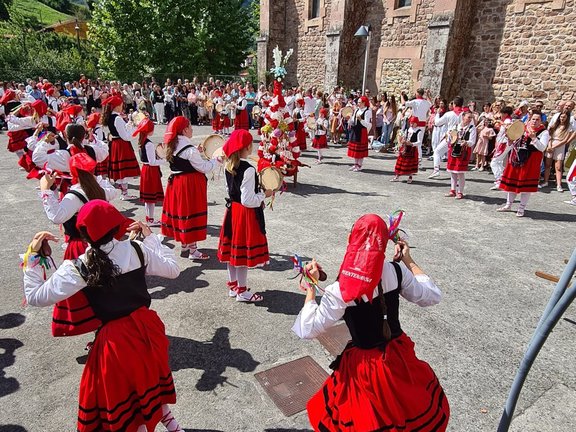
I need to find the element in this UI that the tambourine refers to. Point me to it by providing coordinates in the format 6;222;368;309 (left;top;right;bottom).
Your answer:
306;117;317;130
131;111;146;125
200;134;225;160
259;166;283;192
506;120;525;141
448;130;458;143
215;103;224;113
156;143;167;159
341;106;353;119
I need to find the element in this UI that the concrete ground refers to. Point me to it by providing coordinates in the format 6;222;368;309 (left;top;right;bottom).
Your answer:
0;124;575;432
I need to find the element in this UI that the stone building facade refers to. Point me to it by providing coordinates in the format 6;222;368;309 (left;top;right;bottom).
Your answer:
258;0;575;109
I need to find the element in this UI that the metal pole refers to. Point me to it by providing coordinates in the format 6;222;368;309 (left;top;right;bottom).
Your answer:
362;31;370;94
497;249;576;432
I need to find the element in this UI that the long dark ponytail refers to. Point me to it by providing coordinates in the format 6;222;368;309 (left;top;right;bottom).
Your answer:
79;226;121;287
66;123;86;152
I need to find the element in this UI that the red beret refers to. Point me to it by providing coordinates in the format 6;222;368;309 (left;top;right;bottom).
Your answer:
0;89;16;105
31;100;48;118
164;116;190;144
132;118;154;137
86;112;101;129
69;152;96;180
102;95;123;108
64;104;83;117
76;200;132;243
223;129;253;158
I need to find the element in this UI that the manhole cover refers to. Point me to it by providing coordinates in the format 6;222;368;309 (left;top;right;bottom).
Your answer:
255;356;329;417
317;323;350;357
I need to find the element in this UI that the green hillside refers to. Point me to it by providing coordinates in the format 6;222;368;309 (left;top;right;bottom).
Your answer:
12;0;73;26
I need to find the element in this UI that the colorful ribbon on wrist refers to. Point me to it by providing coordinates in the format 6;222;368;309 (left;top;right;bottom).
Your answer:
289;254;324;293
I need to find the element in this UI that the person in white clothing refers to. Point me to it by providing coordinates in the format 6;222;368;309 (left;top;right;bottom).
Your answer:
402;89;431;164
429;96;465;178
489;106;514;189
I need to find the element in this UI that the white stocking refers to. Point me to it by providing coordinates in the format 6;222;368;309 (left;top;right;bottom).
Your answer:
160;404;183;432
519;192;531;210
450;173;458;191
227;264;237;284
507;192;517;206
145;203;155;220
236;266;248;288
457;173;466;194
137;425;147;432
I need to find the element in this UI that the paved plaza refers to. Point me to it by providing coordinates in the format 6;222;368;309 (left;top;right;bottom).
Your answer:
0;125;575;431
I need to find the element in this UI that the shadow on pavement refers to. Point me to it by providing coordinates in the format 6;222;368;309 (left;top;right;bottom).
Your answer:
266;253;311;273
148;264;217;300
183;429;224;432
291;182;385;198
0;426;28;432
264;429;312;432
0;313;25;398
256;290;317;316
169;327;259;392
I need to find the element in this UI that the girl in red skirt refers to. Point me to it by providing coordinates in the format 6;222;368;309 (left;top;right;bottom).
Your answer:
39;153;119;336
498;112;549;217
212;90;223;134
134;118;164;227
347;96;372;171
162;116;220;260
293;214;449;432
294;98;308;151
391;116;421;183
101;94;141;199
22;200;182;432
234;89;250;130
217;130;272;302
312;108;329;163
445;111;477;199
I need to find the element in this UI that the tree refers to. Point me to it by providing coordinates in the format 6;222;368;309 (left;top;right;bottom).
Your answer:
89;0;256;81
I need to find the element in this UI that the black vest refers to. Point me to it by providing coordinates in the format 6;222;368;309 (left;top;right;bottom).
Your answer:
223;161;265;237
140;139;151;164
107;113;121;138
62;190;88;239
74;242;151;324
342;262;403;349
169;145;198;173
349;108;368;143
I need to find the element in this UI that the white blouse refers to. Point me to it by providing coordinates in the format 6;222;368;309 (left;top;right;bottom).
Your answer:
32;139;109;172
142;141;163;167
173;135;218;174
292;261;442;340
23;234;180;307
112;114;134;141
40;180;120;225
238;162;265;208
351;108;373;130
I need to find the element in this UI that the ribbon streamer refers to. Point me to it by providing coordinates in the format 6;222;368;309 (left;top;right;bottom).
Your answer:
290;254;324;293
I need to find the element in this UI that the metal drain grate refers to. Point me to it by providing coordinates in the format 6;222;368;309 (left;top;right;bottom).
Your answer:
317;323;351;357
255;356;329;416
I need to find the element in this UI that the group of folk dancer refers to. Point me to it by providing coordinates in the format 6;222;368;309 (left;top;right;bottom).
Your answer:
3;78;574;431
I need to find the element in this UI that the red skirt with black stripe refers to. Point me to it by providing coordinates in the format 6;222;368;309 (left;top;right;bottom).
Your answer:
218;202;269;268
308;333;450;432
447;145;472;173
7;130;28;153
18;150;43;179
52;239;102;337
212;113;222;131
395;146;419;176
500;151;543;193
347;129;369;159
161;172;208;244
108;138;141;181
77;307;176;432
221;115;231;128
234;109;250;130
312;134;328;149
95;157;109;177
140;164;164;203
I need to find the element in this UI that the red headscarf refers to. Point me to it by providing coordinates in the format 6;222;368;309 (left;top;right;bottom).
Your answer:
86;112;101;129
55;111;72;132
223;129;252;157
102;95;123;108
296;98;304;107
42;82;53;91
319;108;328;117
69;152;96;183
409;116;419;124
0;89;16;106
64;104;83;117
46;87;56;96
163;116;190;144
31;100;48;118
132;118;154;137
359;96;370;107
338;214;389;303
76;200;132;242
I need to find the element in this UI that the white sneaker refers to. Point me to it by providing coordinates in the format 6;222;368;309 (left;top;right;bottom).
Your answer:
490;183;500;191
556;186;564;192
538;182;548;189
146;218;161;227
236;290;263;302
428;170;440;179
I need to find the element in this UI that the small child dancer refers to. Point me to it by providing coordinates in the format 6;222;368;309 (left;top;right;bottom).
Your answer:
391;116;420;183
473;118;495;171
134;118;164;227
312;108;329;163
446;111;477;199
217;130;273;302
